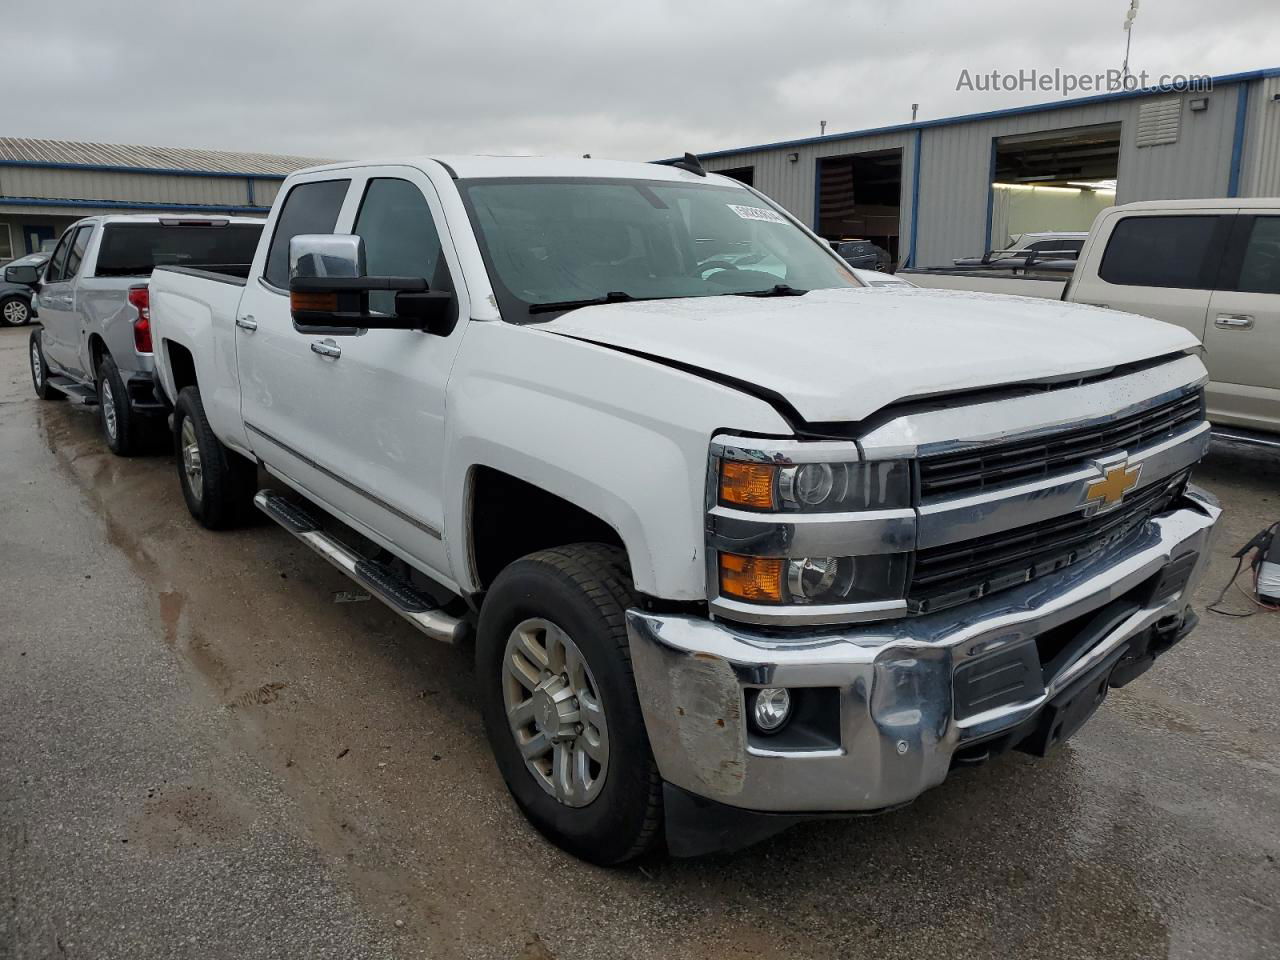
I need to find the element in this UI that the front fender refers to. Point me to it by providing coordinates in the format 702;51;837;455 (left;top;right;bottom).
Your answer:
444;323;791;599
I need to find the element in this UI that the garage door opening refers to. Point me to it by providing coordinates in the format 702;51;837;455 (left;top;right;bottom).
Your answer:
817;148;902;267
989;123;1120;253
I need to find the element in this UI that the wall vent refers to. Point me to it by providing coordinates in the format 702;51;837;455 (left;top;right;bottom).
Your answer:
1136;98;1182;147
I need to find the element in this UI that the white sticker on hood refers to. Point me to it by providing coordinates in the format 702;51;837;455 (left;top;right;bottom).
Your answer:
727;204;787;224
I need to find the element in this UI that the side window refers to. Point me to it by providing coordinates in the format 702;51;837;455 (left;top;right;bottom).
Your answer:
353;178;452;315
45;229;76;282
263;179;351;289
1231;217;1280;295
1099;215;1227;290
63;226;94;278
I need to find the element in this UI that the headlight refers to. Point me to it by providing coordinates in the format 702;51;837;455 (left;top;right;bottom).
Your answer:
719;552;908;605
719;459;910;512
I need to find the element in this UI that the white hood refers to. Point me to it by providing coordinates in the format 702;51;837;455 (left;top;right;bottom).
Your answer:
539;286;1199;423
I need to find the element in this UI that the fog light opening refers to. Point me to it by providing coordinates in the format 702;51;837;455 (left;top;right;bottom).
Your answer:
750;687;792;734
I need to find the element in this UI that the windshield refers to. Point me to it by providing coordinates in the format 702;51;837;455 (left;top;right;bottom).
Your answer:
459;177;858;319
94;223;263;277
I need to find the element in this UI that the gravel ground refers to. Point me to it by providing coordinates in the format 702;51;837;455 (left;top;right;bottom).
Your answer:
1;324;1277;960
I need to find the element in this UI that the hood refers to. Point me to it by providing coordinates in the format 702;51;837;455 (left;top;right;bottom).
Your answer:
538;286;1199;423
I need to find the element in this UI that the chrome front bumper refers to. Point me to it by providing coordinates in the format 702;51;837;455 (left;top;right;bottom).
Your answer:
626;486;1221;814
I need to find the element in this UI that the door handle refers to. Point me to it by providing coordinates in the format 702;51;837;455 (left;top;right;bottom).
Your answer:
310;338;342;359
236;315;258;331
1214;314;1255;330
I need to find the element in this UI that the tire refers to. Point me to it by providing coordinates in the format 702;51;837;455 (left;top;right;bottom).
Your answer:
96;355;143;456
29;329;64;401
476;543;662;865
173;385;258;530
2;295;30;327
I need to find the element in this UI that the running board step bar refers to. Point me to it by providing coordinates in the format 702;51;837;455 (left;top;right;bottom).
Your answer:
46;376;99;405
253;490;466;644
1211;426;1280;450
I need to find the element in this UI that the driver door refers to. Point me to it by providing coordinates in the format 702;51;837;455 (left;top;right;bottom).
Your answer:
299;167;469;579
35;225;90;374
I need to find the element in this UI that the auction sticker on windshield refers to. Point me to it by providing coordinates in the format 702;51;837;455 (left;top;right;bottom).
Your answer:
727;204;787;224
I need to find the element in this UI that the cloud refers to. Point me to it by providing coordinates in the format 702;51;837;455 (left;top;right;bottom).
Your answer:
3;0;1275;162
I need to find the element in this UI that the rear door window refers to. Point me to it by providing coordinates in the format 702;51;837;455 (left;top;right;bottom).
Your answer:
1099;215;1229;289
1228;216;1280;295
63;225;95;279
94;223;263;277
263;179;351;289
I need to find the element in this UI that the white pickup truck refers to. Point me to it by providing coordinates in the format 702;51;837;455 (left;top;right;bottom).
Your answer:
148;155;1220;863
903;199;1280;446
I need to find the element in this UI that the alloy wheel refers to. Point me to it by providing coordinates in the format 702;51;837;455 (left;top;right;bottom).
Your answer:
180;417;203;505
3;299;28;325
102;379;118;439
501;617;609;807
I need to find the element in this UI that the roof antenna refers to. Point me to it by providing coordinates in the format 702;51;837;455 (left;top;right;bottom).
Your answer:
671;152;707;177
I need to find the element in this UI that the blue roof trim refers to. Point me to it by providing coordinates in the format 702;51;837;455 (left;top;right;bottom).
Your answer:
906;129;922;268
1227;84;1250;197
0;159;289;180
0;196;269;214
671;66;1280;162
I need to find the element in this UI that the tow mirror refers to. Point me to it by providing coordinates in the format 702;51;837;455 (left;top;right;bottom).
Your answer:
288;234;454;335
4;264;40;286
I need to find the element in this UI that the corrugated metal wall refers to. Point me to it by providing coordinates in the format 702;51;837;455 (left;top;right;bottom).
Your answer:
1241;75;1280;197
701;82;1252;267
0;167;256;206
252;179;283;207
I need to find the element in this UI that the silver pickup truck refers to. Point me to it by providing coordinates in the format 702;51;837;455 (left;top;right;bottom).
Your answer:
11;214;262;454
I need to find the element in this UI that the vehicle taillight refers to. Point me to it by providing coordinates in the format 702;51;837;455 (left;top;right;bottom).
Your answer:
129;286;152;353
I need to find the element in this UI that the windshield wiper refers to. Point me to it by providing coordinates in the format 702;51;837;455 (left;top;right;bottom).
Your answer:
733;284;808;298
527;291;650;315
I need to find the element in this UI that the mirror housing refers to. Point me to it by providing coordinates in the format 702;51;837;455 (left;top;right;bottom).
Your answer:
288;234;453;334
4;264;40;286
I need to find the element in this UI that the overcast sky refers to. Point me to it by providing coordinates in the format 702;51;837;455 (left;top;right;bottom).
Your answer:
5;0;1276;162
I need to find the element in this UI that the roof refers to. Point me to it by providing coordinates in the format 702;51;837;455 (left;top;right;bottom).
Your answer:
307;153;742;183
69;213;266;225
1116;197;1280;211
672;65;1280;162
0;137;328;178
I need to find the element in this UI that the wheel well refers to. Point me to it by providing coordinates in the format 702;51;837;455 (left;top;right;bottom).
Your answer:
469;467;625;589
165;340;197;395
87;334;108;378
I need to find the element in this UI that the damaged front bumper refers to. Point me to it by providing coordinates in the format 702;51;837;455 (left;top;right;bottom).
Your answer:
626;487;1220;854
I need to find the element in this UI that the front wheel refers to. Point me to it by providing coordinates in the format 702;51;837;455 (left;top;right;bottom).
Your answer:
476;543;662;865
2;295;30;327
173;385;258;530
29;329;63;401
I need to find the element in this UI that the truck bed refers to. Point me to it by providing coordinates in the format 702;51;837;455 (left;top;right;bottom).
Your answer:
898;269;1070;299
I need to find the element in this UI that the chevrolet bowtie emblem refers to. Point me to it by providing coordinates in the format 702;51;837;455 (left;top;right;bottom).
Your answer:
1083;459;1142;514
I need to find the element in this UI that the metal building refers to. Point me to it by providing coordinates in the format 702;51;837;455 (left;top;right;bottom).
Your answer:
0;138;324;263
687;67;1280;268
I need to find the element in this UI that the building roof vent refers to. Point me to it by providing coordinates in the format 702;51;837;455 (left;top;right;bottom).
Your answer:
1136;98;1182;147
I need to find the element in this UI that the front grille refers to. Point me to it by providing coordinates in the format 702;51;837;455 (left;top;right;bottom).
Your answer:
908;471;1189;614
918;390;1203;499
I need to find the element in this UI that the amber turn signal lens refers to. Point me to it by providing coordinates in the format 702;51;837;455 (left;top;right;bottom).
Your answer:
719;461;777;509
291;290;338;312
719;553;785;603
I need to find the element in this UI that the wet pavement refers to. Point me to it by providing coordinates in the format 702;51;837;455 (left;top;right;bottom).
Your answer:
1;323;1278;960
